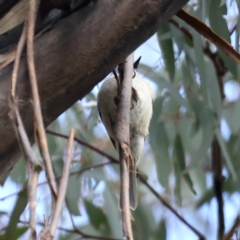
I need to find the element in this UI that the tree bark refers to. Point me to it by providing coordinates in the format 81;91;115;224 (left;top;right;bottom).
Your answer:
0;0;188;183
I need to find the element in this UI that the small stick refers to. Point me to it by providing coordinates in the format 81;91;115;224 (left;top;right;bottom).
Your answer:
49;129;75;237
115;54;134;240
27;0;57;199
28;165;39;240
223;214;240;240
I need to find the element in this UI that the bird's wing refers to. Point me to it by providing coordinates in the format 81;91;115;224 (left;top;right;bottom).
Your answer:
98;109;116;150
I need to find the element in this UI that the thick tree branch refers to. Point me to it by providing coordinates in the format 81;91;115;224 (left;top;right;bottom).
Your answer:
0;0;188;183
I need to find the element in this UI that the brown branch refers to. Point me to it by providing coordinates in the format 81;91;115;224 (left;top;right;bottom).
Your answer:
8;21;38;165
26;0;57;198
115;54;134;240
212;138;224;240
28;165;39;240
46;129;118;163
223;214;240;240
176;9;240;64
49;129;75;238
19;219;122;240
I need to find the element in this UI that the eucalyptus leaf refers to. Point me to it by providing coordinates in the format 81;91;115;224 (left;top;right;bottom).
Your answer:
84;200;111;236
223;100;240;134
0;227;28;240
157;24;175;81
215;129;237;180
103;184;121;238
173;134;196;195
4;182;28;240
154;220;167;240
138;64;190;111
149;97;171;188
209;0;238;77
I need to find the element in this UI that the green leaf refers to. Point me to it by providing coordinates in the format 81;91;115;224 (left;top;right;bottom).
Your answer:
204;58;222;119
132;201;157;240
157;24;175;81
84;200;111;236
189;97;215;161
223;100;240;134
215;129;237;180
9;158;26;184
173;134;196;195
149;97;171;188
0;227;28;240
169;18;186;55
4;182;28;240
173;159;182;206
196;188;215;208
103;184;121;238
154;220;167;240
138;64;190;111
226;134;240;178
192;29;208;104
219;0;226;6
209;0;237;77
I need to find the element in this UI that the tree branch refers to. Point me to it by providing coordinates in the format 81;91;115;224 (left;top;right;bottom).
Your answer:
49;129;75;238
27;0;57;198
0;0;188;184
115;54;134;239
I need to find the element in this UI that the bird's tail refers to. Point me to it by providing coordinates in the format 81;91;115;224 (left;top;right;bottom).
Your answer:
118;163;138;211
129;163;138;210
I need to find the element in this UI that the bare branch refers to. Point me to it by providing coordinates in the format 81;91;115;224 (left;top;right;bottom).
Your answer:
212;138;224;239
26;0;57;198
46;129;118;163
223;214;240;240
114;54;134;240
28;165;39;240
49;129;75;237
176;9;240;64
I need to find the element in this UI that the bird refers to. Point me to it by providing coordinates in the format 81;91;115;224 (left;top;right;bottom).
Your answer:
97;67;154;210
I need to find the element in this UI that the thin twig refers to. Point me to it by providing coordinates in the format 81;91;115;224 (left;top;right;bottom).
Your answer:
28;165;39;240
50;129;75;237
0;162;116;202
46;130;205;238
212;138;224;239
27;0;57;199
8;21;39;240
223;214;240;240
46;129;118;163
115;54;134;240
19;219;122;240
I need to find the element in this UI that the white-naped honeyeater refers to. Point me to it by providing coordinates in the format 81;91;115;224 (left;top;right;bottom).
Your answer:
97;57;154;210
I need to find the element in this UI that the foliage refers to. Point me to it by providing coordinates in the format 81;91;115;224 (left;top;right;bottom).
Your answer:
1;0;240;239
